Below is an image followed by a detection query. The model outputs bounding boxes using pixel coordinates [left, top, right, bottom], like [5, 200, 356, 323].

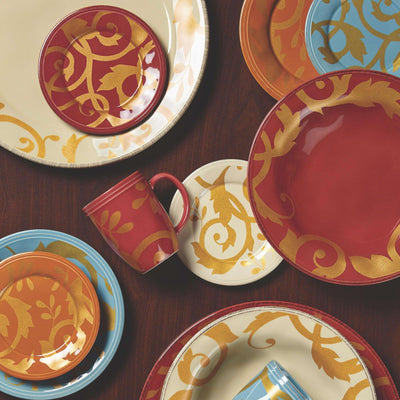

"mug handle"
[149, 173, 190, 234]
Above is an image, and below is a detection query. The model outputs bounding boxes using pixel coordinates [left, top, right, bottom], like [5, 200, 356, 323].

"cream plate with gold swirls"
[169, 160, 282, 286]
[0, 0, 208, 167]
[161, 306, 376, 400]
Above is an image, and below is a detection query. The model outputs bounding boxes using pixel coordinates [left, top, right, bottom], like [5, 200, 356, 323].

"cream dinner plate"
[169, 159, 282, 286]
[160, 306, 376, 400]
[0, 0, 208, 167]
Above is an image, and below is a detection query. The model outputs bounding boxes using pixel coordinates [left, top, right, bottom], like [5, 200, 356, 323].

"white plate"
[0, 0, 208, 167]
[161, 306, 376, 400]
[169, 159, 282, 285]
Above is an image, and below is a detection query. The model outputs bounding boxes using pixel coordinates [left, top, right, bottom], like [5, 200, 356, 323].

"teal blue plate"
[305, 0, 400, 75]
[0, 230, 124, 399]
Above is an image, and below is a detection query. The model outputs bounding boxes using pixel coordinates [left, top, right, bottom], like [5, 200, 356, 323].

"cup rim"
[83, 171, 144, 215]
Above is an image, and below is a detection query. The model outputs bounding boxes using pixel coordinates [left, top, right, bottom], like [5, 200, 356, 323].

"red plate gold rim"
[38, 5, 167, 135]
[248, 69, 400, 285]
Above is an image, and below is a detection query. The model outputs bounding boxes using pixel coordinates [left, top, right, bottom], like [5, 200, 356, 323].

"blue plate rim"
[0, 229, 125, 399]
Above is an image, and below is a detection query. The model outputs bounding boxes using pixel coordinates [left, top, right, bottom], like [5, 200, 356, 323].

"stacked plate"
[0, 1, 208, 167]
[240, 0, 400, 100]
[140, 301, 399, 399]
[0, 230, 124, 400]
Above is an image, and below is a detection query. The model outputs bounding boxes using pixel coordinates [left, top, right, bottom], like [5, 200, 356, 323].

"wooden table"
[1, 1, 399, 398]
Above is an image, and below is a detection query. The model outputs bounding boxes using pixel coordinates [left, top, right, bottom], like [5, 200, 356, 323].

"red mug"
[83, 171, 190, 273]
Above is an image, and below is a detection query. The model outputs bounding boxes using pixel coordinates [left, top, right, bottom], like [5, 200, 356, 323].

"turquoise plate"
[0, 230, 124, 399]
[305, 0, 400, 75]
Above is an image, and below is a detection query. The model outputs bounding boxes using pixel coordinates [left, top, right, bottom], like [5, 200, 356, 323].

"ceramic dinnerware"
[83, 171, 190, 273]
[169, 159, 282, 286]
[248, 69, 400, 285]
[239, 0, 318, 100]
[140, 301, 399, 400]
[305, 0, 400, 76]
[0, 230, 124, 400]
[38, 6, 167, 135]
[0, 0, 208, 167]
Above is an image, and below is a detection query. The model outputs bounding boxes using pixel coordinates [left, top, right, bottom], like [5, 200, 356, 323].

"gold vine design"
[190, 166, 259, 275]
[312, 0, 400, 71]
[0, 103, 59, 158]
[171, 311, 372, 399]
[252, 74, 400, 279]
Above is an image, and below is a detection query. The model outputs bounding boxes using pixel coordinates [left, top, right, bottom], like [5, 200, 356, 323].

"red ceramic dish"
[140, 301, 399, 399]
[38, 6, 167, 135]
[0, 252, 100, 380]
[248, 69, 400, 285]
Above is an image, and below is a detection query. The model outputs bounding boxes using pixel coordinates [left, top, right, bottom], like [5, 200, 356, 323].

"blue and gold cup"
[233, 360, 311, 400]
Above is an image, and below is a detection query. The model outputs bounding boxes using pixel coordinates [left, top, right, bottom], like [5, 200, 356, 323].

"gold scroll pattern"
[252, 73, 400, 279]
[0, 259, 95, 375]
[169, 311, 371, 399]
[190, 166, 267, 275]
[311, 0, 400, 72]
[44, 11, 156, 129]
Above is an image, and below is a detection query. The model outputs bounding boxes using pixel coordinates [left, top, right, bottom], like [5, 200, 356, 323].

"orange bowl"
[0, 251, 100, 380]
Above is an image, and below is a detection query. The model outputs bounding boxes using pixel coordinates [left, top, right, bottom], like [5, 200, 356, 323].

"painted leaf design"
[0, 314, 10, 337]
[55, 305, 61, 319]
[132, 197, 147, 209]
[97, 33, 120, 47]
[341, 24, 366, 64]
[49, 294, 55, 308]
[318, 46, 338, 64]
[36, 300, 46, 308]
[61, 18, 88, 41]
[116, 222, 134, 234]
[41, 313, 52, 320]
[4, 295, 34, 339]
[101, 210, 109, 226]
[109, 211, 121, 230]
[312, 345, 363, 381]
[0, 354, 35, 374]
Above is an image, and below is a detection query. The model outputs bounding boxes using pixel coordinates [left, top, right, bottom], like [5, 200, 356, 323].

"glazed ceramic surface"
[84, 171, 189, 273]
[0, 252, 100, 380]
[169, 159, 282, 286]
[160, 306, 376, 399]
[306, 0, 400, 75]
[140, 302, 399, 400]
[38, 6, 167, 135]
[239, 0, 318, 100]
[0, 230, 124, 400]
[0, 0, 208, 167]
[248, 69, 400, 285]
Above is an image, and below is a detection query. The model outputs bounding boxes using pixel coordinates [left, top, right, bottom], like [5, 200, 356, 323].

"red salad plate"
[38, 5, 167, 135]
[139, 301, 399, 400]
[248, 70, 400, 285]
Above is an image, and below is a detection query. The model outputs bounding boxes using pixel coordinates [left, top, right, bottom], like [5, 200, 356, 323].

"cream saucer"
[169, 159, 282, 286]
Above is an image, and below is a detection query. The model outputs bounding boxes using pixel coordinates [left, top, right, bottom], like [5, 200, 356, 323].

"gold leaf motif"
[177, 323, 238, 387]
[0, 314, 10, 337]
[132, 197, 147, 210]
[41, 313, 52, 320]
[0, 354, 35, 375]
[116, 222, 134, 234]
[109, 211, 121, 230]
[101, 210, 109, 226]
[190, 167, 256, 274]
[279, 229, 346, 279]
[62, 134, 87, 164]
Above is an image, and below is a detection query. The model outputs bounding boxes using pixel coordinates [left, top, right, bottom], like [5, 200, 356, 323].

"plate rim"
[0, 229, 124, 399]
[160, 305, 376, 399]
[247, 68, 400, 286]
[169, 158, 282, 286]
[239, 0, 315, 100]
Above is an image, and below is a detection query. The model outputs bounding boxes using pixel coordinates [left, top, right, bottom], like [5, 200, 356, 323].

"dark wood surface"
[1, 1, 400, 398]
